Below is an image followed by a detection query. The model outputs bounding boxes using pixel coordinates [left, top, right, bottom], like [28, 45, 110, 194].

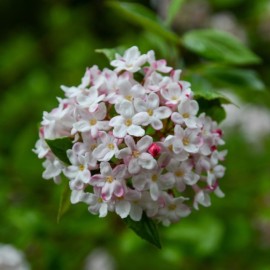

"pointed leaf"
[123, 212, 161, 249]
[46, 137, 72, 165]
[95, 46, 127, 62]
[107, 2, 179, 44]
[165, 0, 185, 27]
[57, 181, 71, 223]
[182, 29, 261, 65]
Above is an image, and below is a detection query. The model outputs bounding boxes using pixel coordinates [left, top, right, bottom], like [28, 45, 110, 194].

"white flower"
[117, 135, 157, 174]
[110, 46, 147, 73]
[42, 155, 63, 184]
[171, 99, 199, 128]
[109, 101, 148, 138]
[193, 190, 211, 210]
[134, 93, 172, 130]
[72, 102, 109, 138]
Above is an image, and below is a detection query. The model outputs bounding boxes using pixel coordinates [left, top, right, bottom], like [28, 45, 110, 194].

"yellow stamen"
[183, 137, 190, 146]
[97, 197, 103, 203]
[168, 204, 176, 211]
[107, 143, 114, 150]
[147, 109, 153, 116]
[151, 174, 158, 182]
[89, 119, 97, 126]
[125, 119, 132, 126]
[79, 165, 85, 171]
[132, 150, 140, 158]
[182, 112, 190, 118]
[106, 176, 113, 183]
[125, 95, 132, 101]
[175, 170, 184, 177]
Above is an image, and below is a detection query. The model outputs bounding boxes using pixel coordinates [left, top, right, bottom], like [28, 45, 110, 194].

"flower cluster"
[34, 46, 227, 226]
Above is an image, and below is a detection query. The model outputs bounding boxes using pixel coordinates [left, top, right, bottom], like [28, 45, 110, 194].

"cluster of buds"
[34, 46, 227, 226]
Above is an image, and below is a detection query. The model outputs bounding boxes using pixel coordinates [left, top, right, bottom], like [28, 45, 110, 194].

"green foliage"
[45, 137, 73, 165]
[182, 29, 261, 65]
[165, 0, 185, 27]
[124, 213, 162, 249]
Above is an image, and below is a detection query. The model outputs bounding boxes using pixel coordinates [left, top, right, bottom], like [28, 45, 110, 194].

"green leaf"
[107, 2, 179, 44]
[45, 137, 72, 165]
[165, 0, 185, 27]
[57, 181, 71, 223]
[185, 73, 232, 104]
[202, 66, 265, 91]
[182, 29, 261, 65]
[123, 212, 162, 249]
[95, 46, 127, 62]
[197, 98, 226, 123]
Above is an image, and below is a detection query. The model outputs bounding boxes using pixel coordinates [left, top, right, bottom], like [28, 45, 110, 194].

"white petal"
[151, 118, 163, 130]
[113, 125, 127, 138]
[137, 135, 153, 152]
[130, 204, 143, 221]
[99, 203, 108, 217]
[73, 121, 90, 132]
[139, 153, 156, 170]
[127, 125, 145, 137]
[116, 201, 131, 218]
[150, 183, 159, 201]
[154, 106, 171, 119]
[100, 161, 112, 176]
[128, 158, 140, 174]
[132, 112, 149, 125]
[148, 93, 159, 108]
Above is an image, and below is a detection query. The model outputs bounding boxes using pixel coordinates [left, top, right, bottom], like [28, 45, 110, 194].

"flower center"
[132, 150, 140, 158]
[107, 143, 114, 150]
[89, 119, 97, 126]
[182, 112, 190, 118]
[147, 109, 153, 116]
[168, 204, 176, 211]
[106, 176, 113, 183]
[172, 96, 178, 101]
[125, 119, 132, 126]
[175, 170, 184, 177]
[183, 137, 190, 146]
[125, 95, 132, 101]
[168, 144, 173, 152]
[90, 144, 97, 151]
[97, 197, 103, 203]
[151, 174, 158, 182]
[79, 165, 85, 171]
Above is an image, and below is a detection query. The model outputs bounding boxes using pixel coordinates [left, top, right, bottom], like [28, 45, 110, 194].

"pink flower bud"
[148, 143, 161, 157]
[213, 129, 223, 137]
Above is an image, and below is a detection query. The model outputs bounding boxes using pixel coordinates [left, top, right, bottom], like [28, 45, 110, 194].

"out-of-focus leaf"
[123, 212, 162, 249]
[107, 2, 179, 44]
[95, 46, 127, 62]
[202, 66, 265, 90]
[185, 74, 232, 104]
[182, 29, 261, 65]
[46, 137, 72, 165]
[57, 181, 71, 223]
[165, 0, 185, 27]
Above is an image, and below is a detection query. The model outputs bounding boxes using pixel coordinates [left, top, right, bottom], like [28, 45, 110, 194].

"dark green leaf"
[57, 181, 71, 223]
[165, 0, 185, 27]
[123, 212, 162, 249]
[107, 2, 179, 44]
[46, 137, 72, 165]
[182, 29, 261, 65]
[197, 98, 226, 123]
[202, 66, 265, 91]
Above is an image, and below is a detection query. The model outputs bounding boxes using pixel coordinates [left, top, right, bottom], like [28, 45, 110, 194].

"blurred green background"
[1, 0, 270, 269]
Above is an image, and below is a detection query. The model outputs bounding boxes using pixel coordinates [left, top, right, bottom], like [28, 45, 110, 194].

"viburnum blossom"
[34, 46, 227, 227]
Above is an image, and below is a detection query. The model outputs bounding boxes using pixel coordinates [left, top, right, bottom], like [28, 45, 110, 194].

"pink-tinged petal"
[132, 175, 147, 191]
[151, 118, 163, 130]
[134, 98, 147, 112]
[115, 200, 131, 218]
[171, 112, 183, 124]
[101, 182, 114, 201]
[109, 116, 124, 127]
[124, 135, 136, 150]
[160, 172, 175, 189]
[99, 203, 108, 217]
[113, 182, 125, 197]
[92, 144, 109, 161]
[137, 135, 153, 152]
[139, 153, 157, 170]
[69, 179, 84, 190]
[70, 190, 84, 204]
[175, 179, 186, 192]
[184, 172, 200, 185]
[130, 204, 143, 221]
[90, 175, 105, 187]
[150, 183, 159, 201]
[73, 121, 90, 132]
[117, 147, 132, 159]
[100, 161, 112, 176]
[154, 106, 171, 119]
[90, 126, 98, 138]
[127, 125, 145, 137]
[132, 112, 149, 125]
[95, 102, 107, 120]
[174, 125, 184, 137]
[128, 158, 140, 174]
[184, 118, 198, 128]
[184, 144, 199, 154]
[189, 100, 199, 115]
[113, 164, 127, 179]
[148, 93, 159, 108]
[177, 203, 191, 217]
[113, 125, 127, 138]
